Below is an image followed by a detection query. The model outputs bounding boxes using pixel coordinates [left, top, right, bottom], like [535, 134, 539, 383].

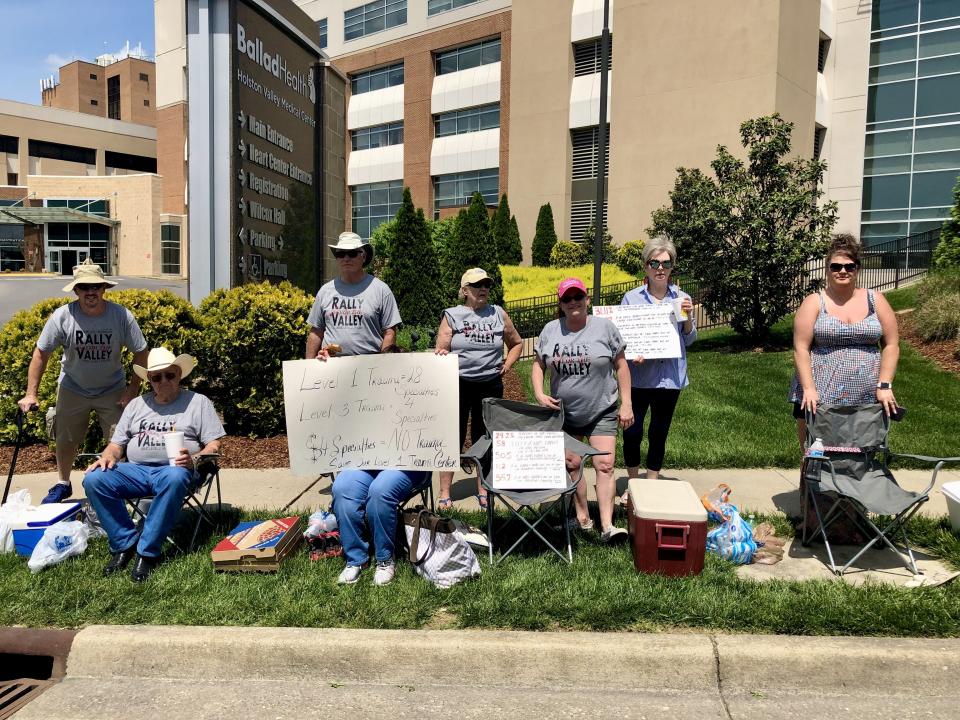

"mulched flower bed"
[900, 314, 960, 377]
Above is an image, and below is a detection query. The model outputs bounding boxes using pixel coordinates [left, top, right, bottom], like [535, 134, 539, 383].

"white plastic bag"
[0, 489, 33, 554]
[27, 520, 90, 573]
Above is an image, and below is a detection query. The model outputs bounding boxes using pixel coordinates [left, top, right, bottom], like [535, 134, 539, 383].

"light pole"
[591, 0, 611, 305]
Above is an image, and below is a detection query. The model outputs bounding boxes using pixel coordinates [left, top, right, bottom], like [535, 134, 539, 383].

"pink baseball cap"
[557, 277, 587, 299]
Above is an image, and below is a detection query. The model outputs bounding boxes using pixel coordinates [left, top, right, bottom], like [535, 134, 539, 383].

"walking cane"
[2, 408, 27, 505]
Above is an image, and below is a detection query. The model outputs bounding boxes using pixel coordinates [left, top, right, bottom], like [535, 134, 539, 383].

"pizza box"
[211, 516, 302, 571]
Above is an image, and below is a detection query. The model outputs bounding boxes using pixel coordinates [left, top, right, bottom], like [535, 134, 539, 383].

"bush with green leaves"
[912, 292, 960, 342]
[550, 240, 587, 267]
[934, 175, 960, 269]
[581, 223, 616, 264]
[432, 215, 459, 294]
[368, 219, 396, 277]
[492, 194, 523, 265]
[916, 268, 960, 308]
[617, 240, 646, 276]
[194, 281, 312, 436]
[444, 192, 503, 306]
[531, 203, 558, 267]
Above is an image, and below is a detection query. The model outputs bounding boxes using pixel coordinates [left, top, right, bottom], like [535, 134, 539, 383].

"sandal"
[476, 493, 489, 509]
[438, 498, 453, 510]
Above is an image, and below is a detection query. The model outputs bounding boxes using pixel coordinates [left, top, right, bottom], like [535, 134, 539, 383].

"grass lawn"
[3, 509, 960, 636]
[517, 314, 960, 468]
[502, 264, 635, 302]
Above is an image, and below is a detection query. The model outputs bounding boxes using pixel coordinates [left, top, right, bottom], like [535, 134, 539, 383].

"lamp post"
[591, 0, 611, 305]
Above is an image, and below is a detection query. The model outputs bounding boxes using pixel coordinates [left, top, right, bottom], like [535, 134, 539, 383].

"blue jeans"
[83, 463, 196, 558]
[332, 469, 429, 566]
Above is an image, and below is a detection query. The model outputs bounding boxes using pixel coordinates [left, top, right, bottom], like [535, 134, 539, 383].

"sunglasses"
[333, 249, 362, 259]
[829, 262, 859, 273]
[147, 371, 179, 382]
[647, 260, 674, 270]
[560, 293, 587, 303]
[468, 281, 492, 289]
[76, 283, 106, 292]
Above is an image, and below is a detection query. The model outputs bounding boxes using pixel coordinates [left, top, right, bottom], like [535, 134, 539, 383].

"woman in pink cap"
[531, 278, 634, 542]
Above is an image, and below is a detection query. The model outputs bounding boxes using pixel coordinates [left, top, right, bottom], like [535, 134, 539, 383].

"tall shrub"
[432, 215, 460, 297]
[616, 240, 647, 277]
[934, 175, 960, 269]
[492, 194, 523, 265]
[445, 192, 503, 305]
[582, 223, 616, 264]
[381, 188, 445, 326]
[194, 281, 312, 436]
[650, 114, 837, 341]
[510, 215, 522, 264]
[531, 203, 558, 267]
[369, 218, 396, 277]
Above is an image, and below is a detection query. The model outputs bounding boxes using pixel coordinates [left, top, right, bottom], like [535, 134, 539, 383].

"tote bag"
[403, 507, 480, 589]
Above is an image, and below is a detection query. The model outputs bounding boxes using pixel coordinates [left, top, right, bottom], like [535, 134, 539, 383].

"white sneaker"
[600, 526, 628, 543]
[373, 560, 395, 586]
[337, 564, 364, 584]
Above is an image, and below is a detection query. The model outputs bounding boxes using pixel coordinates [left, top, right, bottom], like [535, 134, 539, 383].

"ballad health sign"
[188, 0, 323, 299]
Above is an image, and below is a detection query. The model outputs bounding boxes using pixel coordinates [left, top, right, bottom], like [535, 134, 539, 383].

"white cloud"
[44, 53, 73, 72]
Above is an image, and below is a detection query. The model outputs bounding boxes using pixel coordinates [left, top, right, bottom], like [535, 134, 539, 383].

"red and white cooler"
[626, 479, 707, 576]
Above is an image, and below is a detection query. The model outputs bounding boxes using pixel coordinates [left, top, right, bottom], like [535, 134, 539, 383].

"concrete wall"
[155, 0, 189, 216]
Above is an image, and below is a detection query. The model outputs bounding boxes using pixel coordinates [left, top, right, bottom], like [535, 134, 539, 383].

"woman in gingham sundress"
[789, 233, 901, 452]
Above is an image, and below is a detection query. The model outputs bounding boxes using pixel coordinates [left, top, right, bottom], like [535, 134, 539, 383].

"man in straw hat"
[17, 259, 149, 504]
[305, 231, 402, 359]
[83, 347, 225, 581]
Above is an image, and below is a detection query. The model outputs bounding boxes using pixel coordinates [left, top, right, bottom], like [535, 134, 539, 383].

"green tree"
[381, 188, 445, 326]
[581, 222, 616, 264]
[934, 175, 960, 269]
[510, 215, 523, 264]
[531, 203, 558, 267]
[650, 113, 838, 341]
[446, 192, 503, 305]
[368, 218, 396, 277]
[432, 215, 460, 296]
[492, 194, 523, 265]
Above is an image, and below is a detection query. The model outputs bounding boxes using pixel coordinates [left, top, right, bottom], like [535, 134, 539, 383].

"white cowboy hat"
[62, 258, 118, 292]
[133, 347, 197, 382]
[328, 231, 373, 267]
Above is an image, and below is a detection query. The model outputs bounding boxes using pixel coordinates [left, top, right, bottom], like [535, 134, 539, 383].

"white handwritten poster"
[593, 304, 681, 360]
[492, 431, 567, 490]
[282, 354, 460, 475]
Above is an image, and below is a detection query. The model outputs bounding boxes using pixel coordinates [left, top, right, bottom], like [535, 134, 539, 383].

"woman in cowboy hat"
[18, 258, 149, 504]
[83, 347, 225, 582]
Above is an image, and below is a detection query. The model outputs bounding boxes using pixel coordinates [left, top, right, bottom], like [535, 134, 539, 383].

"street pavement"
[0, 274, 188, 326]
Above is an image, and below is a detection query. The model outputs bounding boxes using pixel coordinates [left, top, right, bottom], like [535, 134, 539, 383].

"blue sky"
[0, 0, 154, 105]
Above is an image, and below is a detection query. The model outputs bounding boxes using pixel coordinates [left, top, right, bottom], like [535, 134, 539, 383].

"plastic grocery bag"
[705, 501, 757, 565]
[0, 489, 33, 554]
[27, 520, 90, 573]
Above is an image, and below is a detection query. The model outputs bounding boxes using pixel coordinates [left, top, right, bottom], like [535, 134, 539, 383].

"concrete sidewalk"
[10, 465, 960, 516]
[15, 625, 960, 719]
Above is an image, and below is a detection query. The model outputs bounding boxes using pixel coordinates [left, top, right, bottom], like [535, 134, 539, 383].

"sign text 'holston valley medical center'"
[237, 22, 315, 102]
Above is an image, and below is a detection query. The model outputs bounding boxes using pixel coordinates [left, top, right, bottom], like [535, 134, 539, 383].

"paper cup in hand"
[672, 298, 688, 322]
[163, 431, 185, 466]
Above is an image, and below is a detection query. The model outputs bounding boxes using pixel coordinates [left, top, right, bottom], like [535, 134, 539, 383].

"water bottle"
[807, 437, 825, 458]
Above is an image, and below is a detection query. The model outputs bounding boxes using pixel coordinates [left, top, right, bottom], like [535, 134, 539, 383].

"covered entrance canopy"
[0, 206, 118, 227]
[0, 206, 119, 274]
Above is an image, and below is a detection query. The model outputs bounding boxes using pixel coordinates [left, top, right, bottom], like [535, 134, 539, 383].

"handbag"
[402, 506, 480, 588]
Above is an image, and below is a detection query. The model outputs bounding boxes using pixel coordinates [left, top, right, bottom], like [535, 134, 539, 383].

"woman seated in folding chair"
[83, 347, 225, 582]
[531, 278, 634, 543]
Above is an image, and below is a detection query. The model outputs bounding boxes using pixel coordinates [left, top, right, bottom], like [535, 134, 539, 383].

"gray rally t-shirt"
[37, 301, 147, 398]
[445, 304, 505, 380]
[534, 315, 625, 427]
[307, 275, 402, 356]
[111, 390, 225, 465]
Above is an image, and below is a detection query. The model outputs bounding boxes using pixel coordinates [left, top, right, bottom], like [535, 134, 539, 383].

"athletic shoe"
[41, 482, 72, 504]
[337, 564, 365, 584]
[373, 560, 395, 586]
[600, 526, 628, 543]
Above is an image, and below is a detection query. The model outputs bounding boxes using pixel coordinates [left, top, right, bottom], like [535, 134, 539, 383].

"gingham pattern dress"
[789, 290, 882, 407]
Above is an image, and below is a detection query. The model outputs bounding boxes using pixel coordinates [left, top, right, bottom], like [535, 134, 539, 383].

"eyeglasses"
[76, 283, 105, 292]
[647, 260, 674, 270]
[560, 293, 587, 303]
[147, 371, 179, 383]
[467, 281, 492, 289]
[333, 249, 362, 259]
[829, 262, 859, 273]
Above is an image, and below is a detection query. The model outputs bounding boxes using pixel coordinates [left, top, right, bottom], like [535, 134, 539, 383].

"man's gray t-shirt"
[307, 275, 401, 356]
[111, 390, 225, 465]
[445, 304, 505, 381]
[534, 316, 625, 427]
[37, 301, 147, 398]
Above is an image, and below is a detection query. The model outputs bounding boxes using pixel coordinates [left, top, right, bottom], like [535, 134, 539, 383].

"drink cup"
[672, 298, 688, 322]
[163, 431, 185, 466]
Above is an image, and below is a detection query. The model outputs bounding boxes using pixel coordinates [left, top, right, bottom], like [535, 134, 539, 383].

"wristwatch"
[876, 382, 892, 390]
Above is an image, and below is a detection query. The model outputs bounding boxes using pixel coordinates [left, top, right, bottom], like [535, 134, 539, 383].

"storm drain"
[0, 628, 76, 719]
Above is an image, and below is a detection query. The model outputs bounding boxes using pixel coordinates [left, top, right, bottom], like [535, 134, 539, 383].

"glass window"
[872, 0, 919, 30]
[870, 35, 917, 65]
[865, 129, 913, 156]
[917, 74, 960, 116]
[919, 27, 960, 57]
[344, 0, 406, 41]
[861, 221, 910, 238]
[914, 123, 960, 151]
[911, 168, 960, 205]
[867, 80, 916, 122]
[870, 60, 916, 83]
[910, 205, 951, 218]
[865, 155, 912, 174]
[914, 149, 960, 170]
[0, 134, 17, 153]
[161, 225, 181, 274]
[351, 180, 403, 239]
[922, 0, 960, 23]
[317, 18, 328, 49]
[350, 62, 404, 95]
[351, 122, 404, 151]
[919, 53, 960, 76]
[428, 0, 480, 15]
[863, 174, 911, 209]
[434, 104, 500, 137]
[432, 169, 498, 214]
[107, 75, 120, 120]
[435, 38, 501, 75]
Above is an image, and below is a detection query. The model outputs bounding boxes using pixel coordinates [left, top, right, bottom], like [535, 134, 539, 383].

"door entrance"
[59, 250, 77, 275]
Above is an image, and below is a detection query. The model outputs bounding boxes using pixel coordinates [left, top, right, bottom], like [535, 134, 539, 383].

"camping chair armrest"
[460, 437, 491, 484]
[563, 434, 607, 458]
[888, 454, 960, 495]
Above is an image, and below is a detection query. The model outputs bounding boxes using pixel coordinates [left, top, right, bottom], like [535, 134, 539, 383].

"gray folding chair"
[801, 404, 960, 576]
[460, 398, 608, 564]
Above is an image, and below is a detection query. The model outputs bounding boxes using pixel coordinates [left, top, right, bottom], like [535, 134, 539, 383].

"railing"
[505, 227, 942, 359]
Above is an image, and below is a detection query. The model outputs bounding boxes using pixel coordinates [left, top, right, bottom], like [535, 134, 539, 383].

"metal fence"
[505, 227, 942, 359]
